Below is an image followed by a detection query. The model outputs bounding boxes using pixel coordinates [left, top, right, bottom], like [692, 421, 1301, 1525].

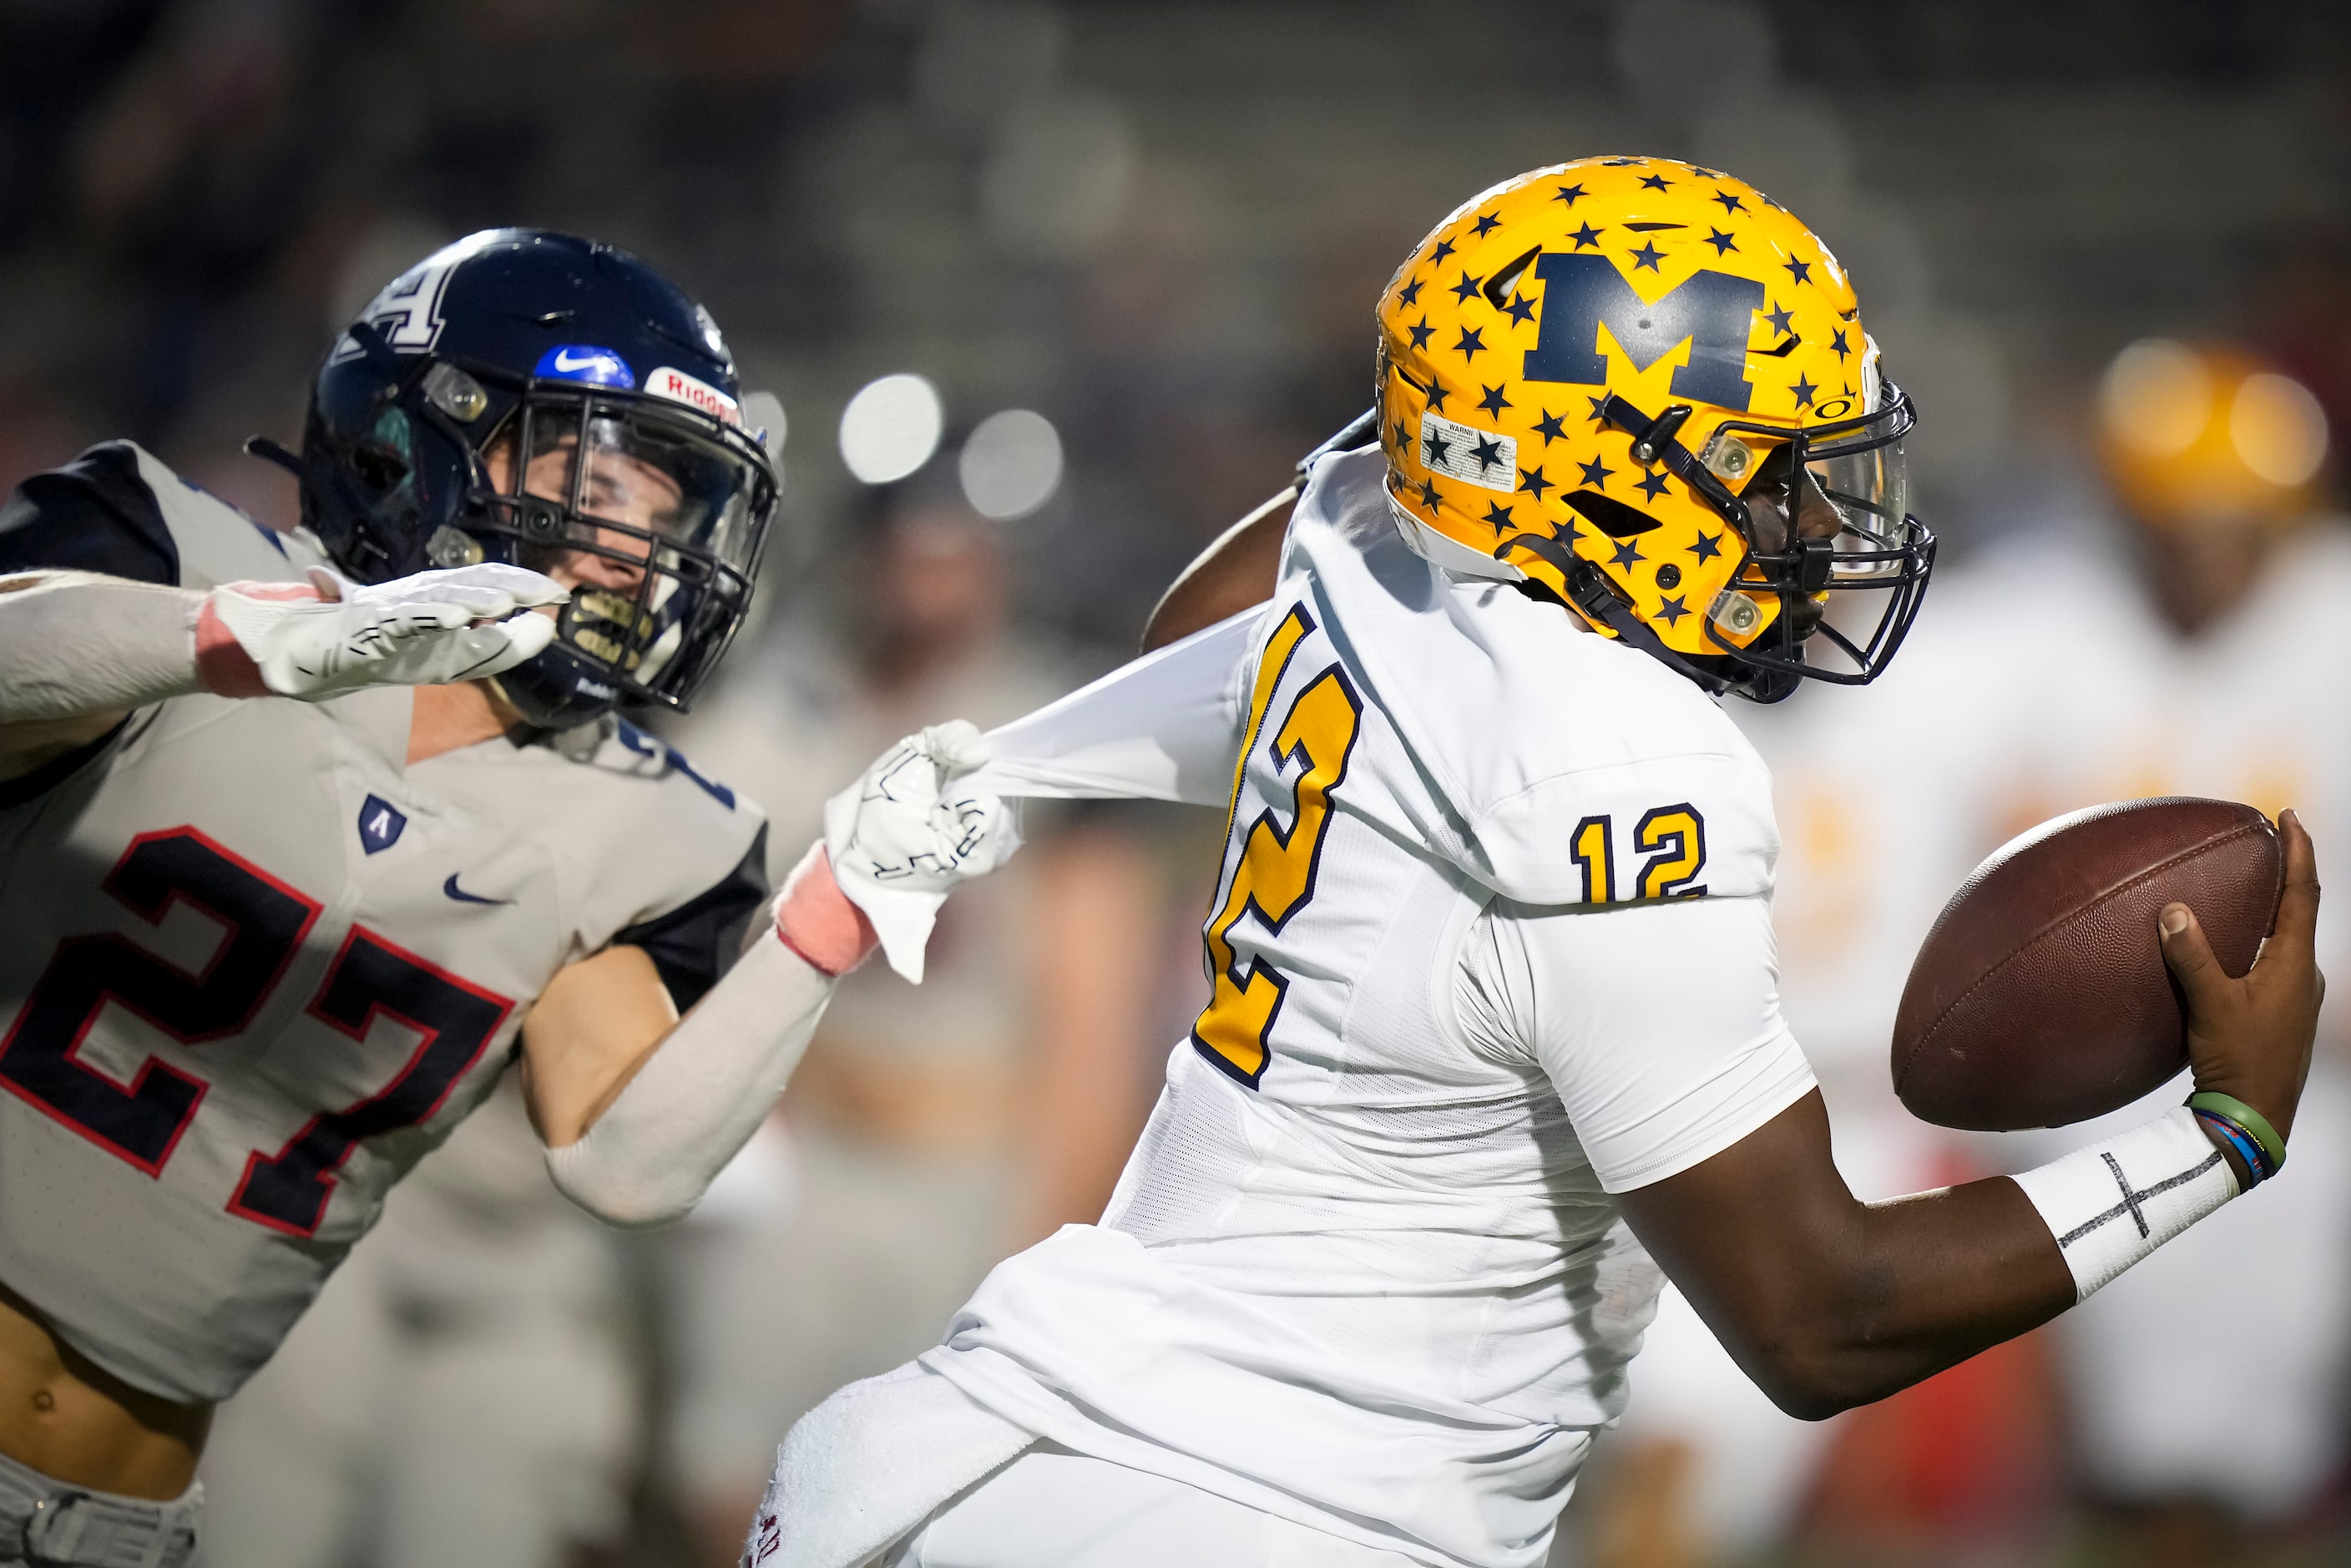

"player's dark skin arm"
[1623, 814, 2323, 1420]
[1141, 493, 1292, 653]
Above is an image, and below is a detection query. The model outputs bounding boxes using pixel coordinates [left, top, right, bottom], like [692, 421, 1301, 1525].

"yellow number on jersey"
[1570, 814, 1615, 903]
[1192, 606, 1363, 1088]
[1636, 804, 1708, 899]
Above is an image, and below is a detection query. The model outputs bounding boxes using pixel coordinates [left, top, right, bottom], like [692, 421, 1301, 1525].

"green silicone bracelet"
[2187, 1091, 2288, 1176]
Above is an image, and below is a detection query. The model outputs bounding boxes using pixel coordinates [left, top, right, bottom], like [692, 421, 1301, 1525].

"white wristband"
[2010, 1105, 2240, 1302]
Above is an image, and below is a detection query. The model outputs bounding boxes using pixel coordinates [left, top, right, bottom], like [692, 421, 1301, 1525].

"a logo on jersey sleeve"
[357, 796, 407, 855]
[533, 345, 636, 388]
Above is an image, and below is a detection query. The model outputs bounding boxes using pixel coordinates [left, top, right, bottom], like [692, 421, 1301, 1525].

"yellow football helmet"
[2096, 339, 2329, 531]
[1375, 154, 1933, 701]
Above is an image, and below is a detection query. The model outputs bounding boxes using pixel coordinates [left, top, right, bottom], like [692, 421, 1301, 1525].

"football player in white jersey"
[751, 160, 2324, 1568]
[0, 230, 1011, 1566]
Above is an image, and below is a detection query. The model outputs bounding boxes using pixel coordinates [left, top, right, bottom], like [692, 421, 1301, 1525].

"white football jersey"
[915, 448, 1815, 1568]
[0, 444, 766, 1403]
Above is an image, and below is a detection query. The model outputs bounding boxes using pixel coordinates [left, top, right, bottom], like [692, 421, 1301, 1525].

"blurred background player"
[1979, 340, 2351, 1566]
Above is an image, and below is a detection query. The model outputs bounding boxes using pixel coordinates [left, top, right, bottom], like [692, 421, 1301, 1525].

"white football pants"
[885, 1447, 1423, 1568]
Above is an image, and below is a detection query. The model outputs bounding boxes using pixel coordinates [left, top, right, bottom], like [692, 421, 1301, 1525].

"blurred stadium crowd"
[4, 0, 2351, 1564]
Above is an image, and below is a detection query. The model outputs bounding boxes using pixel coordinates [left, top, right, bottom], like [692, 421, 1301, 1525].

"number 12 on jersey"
[1192, 606, 1363, 1088]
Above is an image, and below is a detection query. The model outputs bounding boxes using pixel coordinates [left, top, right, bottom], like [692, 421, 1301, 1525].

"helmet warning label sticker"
[1417, 411, 1518, 494]
[647, 367, 741, 425]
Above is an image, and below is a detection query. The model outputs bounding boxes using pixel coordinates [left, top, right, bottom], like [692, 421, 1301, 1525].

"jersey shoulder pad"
[1426, 611, 1775, 907]
[577, 720, 770, 1006]
[0, 441, 177, 584]
[120, 445, 322, 589]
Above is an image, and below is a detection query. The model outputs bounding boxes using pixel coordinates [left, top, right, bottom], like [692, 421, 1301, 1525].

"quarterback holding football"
[753, 159, 2323, 1568]
[0, 230, 1010, 1565]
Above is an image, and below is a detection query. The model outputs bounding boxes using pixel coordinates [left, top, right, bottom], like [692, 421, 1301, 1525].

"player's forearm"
[538, 842, 877, 1228]
[1625, 1093, 2075, 1420]
[0, 572, 205, 731]
[1631, 1092, 2240, 1419]
[1716, 1177, 2075, 1419]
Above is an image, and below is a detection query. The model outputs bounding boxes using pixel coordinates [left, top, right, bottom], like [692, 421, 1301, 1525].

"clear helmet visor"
[1708, 384, 1934, 688]
[487, 391, 775, 700]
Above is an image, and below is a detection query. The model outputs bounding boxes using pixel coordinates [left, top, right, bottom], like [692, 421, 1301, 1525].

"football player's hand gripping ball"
[824, 721, 1021, 983]
[202, 562, 567, 700]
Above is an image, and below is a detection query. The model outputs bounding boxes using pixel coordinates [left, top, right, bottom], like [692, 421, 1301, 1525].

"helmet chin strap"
[1497, 529, 1734, 697]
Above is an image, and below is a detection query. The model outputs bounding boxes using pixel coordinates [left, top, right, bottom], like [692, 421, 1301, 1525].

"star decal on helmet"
[1454, 325, 1487, 361]
[1635, 468, 1671, 501]
[1705, 228, 1739, 255]
[1782, 255, 1813, 286]
[1431, 239, 1456, 264]
[1609, 537, 1646, 569]
[1477, 383, 1512, 416]
[1553, 183, 1586, 206]
[1449, 271, 1484, 303]
[1690, 529, 1724, 564]
[1391, 419, 1410, 453]
[1585, 394, 1609, 425]
[1764, 302, 1795, 336]
[1425, 382, 1450, 412]
[1829, 327, 1850, 360]
[1628, 240, 1666, 272]
[1791, 372, 1818, 409]
[1423, 426, 1454, 467]
[1519, 465, 1555, 499]
[1570, 222, 1604, 250]
[1483, 500, 1515, 529]
[1416, 477, 1444, 509]
[1533, 409, 1570, 445]
[1408, 318, 1434, 350]
[1472, 213, 1503, 239]
[1640, 173, 1674, 190]
[1469, 433, 1505, 471]
[1398, 277, 1423, 307]
[1655, 593, 1689, 627]
[1578, 454, 1615, 488]
[1501, 295, 1536, 326]
[1711, 189, 1747, 216]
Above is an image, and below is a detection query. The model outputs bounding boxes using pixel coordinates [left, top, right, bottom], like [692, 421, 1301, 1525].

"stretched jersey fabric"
[905, 447, 1813, 1568]
[0, 444, 766, 1403]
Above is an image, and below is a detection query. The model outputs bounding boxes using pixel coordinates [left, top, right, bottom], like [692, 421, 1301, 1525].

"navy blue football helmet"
[257, 229, 780, 729]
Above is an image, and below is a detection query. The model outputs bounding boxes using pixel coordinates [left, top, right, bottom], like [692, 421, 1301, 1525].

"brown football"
[1892, 798, 2283, 1130]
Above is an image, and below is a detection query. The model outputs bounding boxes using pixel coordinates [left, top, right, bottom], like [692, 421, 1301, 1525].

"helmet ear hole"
[350, 444, 408, 494]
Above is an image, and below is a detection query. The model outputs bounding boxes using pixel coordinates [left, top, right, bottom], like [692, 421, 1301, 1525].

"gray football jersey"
[0, 446, 766, 1402]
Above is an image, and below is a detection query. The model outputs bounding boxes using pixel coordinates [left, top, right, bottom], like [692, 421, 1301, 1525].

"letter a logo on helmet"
[1375, 156, 1934, 702]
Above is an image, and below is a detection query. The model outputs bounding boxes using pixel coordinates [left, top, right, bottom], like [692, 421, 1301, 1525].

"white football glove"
[206, 563, 566, 700]
[823, 721, 1022, 983]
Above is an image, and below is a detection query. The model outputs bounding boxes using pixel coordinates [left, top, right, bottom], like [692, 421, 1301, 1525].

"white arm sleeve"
[959, 604, 1260, 806]
[1459, 893, 1819, 1193]
[543, 930, 834, 1228]
[0, 572, 204, 722]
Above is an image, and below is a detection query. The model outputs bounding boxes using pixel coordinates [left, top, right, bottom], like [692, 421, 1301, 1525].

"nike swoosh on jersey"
[442, 873, 512, 906]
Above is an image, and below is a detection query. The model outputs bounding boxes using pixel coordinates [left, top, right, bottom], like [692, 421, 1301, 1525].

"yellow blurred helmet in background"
[2097, 338, 2330, 531]
[1375, 154, 1934, 702]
